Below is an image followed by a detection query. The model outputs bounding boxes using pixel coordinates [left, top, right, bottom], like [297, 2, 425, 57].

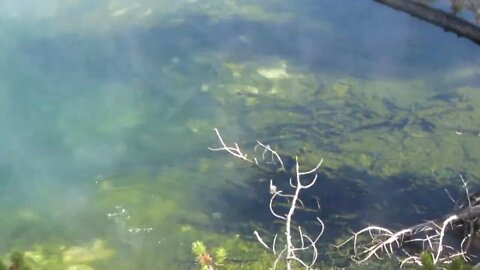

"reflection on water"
[0, 0, 479, 268]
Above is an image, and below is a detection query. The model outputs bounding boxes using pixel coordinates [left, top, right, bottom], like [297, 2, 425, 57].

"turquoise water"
[0, 0, 479, 269]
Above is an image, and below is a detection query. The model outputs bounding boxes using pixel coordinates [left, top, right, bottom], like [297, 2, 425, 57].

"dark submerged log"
[374, 0, 480, 46]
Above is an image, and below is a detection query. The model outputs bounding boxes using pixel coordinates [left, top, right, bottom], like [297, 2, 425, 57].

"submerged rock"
[256, 62, 290, 79]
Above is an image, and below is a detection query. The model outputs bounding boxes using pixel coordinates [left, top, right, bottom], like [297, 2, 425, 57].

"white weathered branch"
[337, 176, 475, 268]
[210, 128, 324, 269]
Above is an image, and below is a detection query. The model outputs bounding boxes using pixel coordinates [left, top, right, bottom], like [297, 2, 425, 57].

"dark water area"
[0, 0, 479, 269]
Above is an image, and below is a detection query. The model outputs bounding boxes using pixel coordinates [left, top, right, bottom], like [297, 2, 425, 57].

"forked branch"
[210, 128, 324, 269]
[336, 176, 480, 267]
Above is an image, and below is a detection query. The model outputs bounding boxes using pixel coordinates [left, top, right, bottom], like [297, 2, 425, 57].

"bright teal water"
[0, 1, 479, 269]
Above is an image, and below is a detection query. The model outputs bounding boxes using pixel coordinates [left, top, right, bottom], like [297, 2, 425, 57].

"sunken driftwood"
[337, 183, 480, 267]
[374, 0, 480, 46]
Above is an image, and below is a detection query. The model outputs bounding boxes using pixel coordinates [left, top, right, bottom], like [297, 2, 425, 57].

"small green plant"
[214, 248, 227, 266]
[446, 257, 472, 270]
[192, 241, 228, 270]
[8, 251, 31, 270]
[419, 251, 435, 270]
[419, 251, 472, 270]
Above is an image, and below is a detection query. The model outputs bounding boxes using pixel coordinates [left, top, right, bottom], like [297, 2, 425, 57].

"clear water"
[0, 0, 479, 269]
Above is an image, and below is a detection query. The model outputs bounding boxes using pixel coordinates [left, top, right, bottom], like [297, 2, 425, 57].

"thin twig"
[210, 128, 324, 269]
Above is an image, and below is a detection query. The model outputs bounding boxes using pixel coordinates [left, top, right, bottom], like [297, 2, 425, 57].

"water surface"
[0, 0, 479, 268]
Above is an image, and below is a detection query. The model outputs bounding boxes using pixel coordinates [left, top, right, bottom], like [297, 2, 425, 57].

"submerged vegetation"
[205, 56, 480, 181]
[0, 0, 479, 269]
